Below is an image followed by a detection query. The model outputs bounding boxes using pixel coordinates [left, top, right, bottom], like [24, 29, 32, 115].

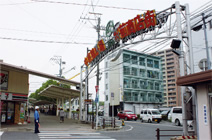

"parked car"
[161, 110, 170, 120]
[140, 109, 162, 123]
[169, 107, 193, 127]
[169, 107, 182, 126]
[117, 110, 137, 121]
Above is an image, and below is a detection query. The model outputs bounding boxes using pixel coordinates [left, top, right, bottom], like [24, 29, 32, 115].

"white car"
[140, 109, 162, 123]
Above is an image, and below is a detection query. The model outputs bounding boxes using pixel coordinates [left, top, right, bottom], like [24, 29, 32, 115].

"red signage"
[95, 85, 99, 93]
[84, 10, 157, 66]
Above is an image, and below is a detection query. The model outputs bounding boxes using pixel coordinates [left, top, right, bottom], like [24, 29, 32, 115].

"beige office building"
[152, 49, 181, 107]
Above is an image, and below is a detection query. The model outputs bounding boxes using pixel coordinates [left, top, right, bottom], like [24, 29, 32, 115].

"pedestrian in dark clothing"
[28, 108, 31, 116]
[59, 108, 65, 123]
[34, 106, 40, 133]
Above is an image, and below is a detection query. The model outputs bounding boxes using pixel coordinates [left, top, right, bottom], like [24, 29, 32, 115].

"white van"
[140, 109, 162, 123]
[169, 107, 182, 126]
[169, 107, 193, 127]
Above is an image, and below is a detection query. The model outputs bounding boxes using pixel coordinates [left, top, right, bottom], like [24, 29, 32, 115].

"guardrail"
[156, 128, 182, 140]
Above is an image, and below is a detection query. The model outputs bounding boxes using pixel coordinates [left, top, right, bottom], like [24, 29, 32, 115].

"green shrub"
[137, 114, 140, 119]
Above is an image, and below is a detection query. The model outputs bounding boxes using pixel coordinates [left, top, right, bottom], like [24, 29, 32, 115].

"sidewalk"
[0, 112, 94, 132]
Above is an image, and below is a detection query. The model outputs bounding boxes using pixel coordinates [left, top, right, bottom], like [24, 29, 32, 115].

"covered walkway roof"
[0, 61, 80, 86]
[39, 85, 80, 99]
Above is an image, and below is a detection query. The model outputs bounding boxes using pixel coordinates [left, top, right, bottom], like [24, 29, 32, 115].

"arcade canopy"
[39, 85, 80, 99]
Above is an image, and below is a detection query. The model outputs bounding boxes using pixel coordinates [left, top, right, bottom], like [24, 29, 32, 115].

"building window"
[131, 67, 138, 76]
[123, 66, 130, 75]
[140, 80, 146, 89]
[147, 70, 154, 78]
[140, 92, 147, 102]
[132, 79, 138, 88]
[106, 95, 108, 101]
[147, 59, 153, 67]
[131, 55, 138, 64]
[124, 92, 131, 101]
[124, 78, 130, 88]
[148, 93, 154, 102]
[140, 69, 146, 77]
[123, 54, 131, 63]
[154, 60, 159, 68]
[139, 57, 145, 66]
[155, 82, 160, 90]
[147, 81, 154, 90]
[132, 92, 139, 101]
[105, 73, 108, 79]
[155, 94, 162, 102]
[154, 71, 160, 79]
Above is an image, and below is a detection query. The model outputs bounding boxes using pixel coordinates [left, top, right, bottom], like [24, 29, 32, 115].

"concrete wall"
[196, 84, 211, 140]
[124, 103, 158, 115]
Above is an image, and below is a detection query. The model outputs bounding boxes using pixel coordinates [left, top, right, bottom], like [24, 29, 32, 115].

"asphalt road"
[1, 120, 183, 140]
[98, 120, 183, 140]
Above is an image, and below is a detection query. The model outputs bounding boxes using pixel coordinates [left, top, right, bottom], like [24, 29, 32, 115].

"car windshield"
[161, 110, 168, 115]
[152, 110, 160, 115]
[125, 112, 133, 114]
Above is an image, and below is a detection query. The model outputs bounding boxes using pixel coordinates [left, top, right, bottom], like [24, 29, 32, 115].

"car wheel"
[140, 118, 143, 122]
[134, 119, 137, 121]
[148, 119, 152, 123]
[157, 120, 160, 123]
[175, 119, 180, 126]
[125, 117, 128, 121]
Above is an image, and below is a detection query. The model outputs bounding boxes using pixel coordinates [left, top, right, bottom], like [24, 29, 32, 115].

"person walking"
[59, 107, 65, 123]
[34, 106, 40, 133]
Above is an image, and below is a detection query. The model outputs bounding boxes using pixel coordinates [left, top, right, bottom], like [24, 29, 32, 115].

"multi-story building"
[152, 49, 181, 107]
[104, 49, 163, 116]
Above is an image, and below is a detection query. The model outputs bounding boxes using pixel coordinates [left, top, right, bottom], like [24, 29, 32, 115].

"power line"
[0, 2, 35, 6]
[0, 36, 94, 45]
[31, 0, 147, 11]
[0, 27, 96, 39]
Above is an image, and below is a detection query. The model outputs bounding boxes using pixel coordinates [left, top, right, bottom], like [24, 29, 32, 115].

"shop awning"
[177, 69, 212, 86]
[39, 85, 80, 99]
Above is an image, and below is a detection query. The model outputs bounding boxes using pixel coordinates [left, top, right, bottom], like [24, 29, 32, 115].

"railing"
[156, 128, 182, 140]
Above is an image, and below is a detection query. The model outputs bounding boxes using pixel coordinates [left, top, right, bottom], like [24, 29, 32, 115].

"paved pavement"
[1, 112, 93, 132]
[1, 112, 117, 140]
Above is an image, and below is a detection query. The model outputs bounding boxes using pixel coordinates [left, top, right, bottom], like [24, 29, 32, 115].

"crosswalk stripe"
[0, 131, 4, 136]
[38, 130, 116, 140]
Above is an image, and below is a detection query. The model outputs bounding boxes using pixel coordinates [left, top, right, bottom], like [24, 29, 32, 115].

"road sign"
[84, 99, 92, 104]
[95, 97, 99, 103]
[95, 85, 99, 93]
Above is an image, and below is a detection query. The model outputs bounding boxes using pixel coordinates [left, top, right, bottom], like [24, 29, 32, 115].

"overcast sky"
[0, 0, 210, 100]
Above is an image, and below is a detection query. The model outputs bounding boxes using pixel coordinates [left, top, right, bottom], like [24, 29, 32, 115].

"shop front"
[0, 93, 28, 124]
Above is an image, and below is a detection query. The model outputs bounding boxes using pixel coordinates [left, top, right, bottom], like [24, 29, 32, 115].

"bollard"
[103, 118, 105, 129]
[122, 119, 125, 126]
[156, 128, 160, 140]
[114, 117, 115, 128]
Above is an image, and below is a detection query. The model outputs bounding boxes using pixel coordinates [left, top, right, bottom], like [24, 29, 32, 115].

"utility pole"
[202, 13, 211, 70]
[86, 48, 89, 122]
[96, 17, 101, 130]
[50, 56, 66, 78]
[175, 1, 188, 135]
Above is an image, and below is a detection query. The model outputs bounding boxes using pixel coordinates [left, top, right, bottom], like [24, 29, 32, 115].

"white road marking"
[0, 131, 4, 136]
[125, 125, 133, 131]
[38, 130, 116, 140]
